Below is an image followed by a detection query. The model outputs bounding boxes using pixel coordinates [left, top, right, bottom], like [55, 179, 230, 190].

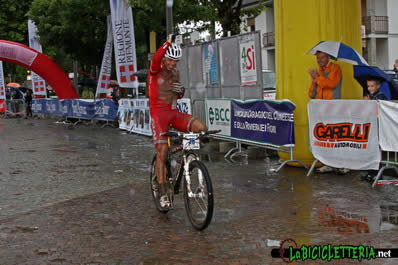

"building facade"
[242, 0, 398, 70]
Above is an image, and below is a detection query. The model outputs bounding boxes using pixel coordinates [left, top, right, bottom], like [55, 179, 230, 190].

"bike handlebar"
[161, 130, 221, 138]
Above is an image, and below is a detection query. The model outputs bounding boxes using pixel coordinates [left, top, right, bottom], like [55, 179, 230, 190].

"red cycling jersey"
[147, 41, 183, 110]
[148, 41, 195, 146]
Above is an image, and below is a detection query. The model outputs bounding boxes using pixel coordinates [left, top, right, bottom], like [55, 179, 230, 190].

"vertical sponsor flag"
[109, 0, 138, 94]
[28, 20, 47, 97]
[96, 16, 114, 98]
[0, 61, 6, 112]
[240, 34, 257, 85]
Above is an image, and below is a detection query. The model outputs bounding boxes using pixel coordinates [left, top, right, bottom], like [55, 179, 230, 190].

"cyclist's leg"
[171, 111, 207, 133]
[190, 119, 207, 133]
[150, 109, 171, 185]
[155, 143, 168, 184]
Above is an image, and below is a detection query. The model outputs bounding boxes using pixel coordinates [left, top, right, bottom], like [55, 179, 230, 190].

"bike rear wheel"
[150, 155, 170, 214]
[183, 160, 214, 230]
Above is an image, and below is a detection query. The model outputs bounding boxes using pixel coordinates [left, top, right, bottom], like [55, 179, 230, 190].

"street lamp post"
[166, 0, 174, 36]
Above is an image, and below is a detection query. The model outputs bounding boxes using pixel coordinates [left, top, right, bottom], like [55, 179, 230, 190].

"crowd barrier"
[205, 99, 307, 171]
[0, 99, 26, 117]
[32, 98, 118, 127]
[307, 99, 398, 188]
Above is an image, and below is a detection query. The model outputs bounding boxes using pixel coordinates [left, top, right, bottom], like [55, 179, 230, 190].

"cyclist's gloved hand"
[172, 82, 185, 94]
[167, 34, 176, 43]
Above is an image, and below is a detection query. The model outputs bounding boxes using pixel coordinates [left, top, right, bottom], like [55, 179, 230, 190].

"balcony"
[263, 32, 275, 47]
[362, 16, 389, 35]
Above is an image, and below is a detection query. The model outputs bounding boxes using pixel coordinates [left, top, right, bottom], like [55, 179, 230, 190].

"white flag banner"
[28, 20, 47, 97]
[0, 61, 5, 100]
[96, 16, 113, 98]
[378, 100, 398, 152]
[308, 100, 380, 170]
[109, 0, 138, 90]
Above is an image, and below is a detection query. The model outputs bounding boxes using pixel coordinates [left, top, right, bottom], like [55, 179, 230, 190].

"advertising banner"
[0, 61, 5, 101]
[205, 99, 231, 137]
[378, 100, 398, 152]
[308, 100, 380, 170]
[118, 98, 192, 136]
[28, 20, 47, 97]
[95, 99, 118, 121]
[96, 16, 113, 98]
[176, 98, 192, 114]
[32, 99, 117, 121]
[239, 34, 257, 85]
[117, 98, 132, 130]
[203, 42, 218, 85]
[109, 0, 138, 91]
[231, 100, 295, 146]
[118, 98, 151, 135]
[69, 99, 96, 119]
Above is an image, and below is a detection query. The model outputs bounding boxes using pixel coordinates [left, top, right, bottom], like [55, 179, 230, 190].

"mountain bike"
[150, 130, 220, 231]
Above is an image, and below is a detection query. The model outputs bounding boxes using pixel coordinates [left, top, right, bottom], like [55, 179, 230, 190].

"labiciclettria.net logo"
[271, 238, 398, 263]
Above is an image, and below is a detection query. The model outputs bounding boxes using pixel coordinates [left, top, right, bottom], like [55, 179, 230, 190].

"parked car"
[262, 70, 276, 100]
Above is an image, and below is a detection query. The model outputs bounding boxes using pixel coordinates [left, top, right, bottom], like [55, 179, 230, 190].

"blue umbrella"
[354, 65, 397, 99]
[308, 41, 369, 66]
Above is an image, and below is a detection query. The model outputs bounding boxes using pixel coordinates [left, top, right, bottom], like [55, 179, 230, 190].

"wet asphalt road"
[0, 117, 398, 265]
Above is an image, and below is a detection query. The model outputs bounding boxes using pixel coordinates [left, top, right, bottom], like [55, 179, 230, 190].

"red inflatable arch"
[0, 40, 79, 99]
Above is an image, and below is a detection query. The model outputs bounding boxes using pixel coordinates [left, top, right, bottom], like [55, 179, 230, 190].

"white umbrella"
[308, 41, 368, 66]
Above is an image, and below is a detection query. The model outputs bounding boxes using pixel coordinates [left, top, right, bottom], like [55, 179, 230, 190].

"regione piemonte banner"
[28, 20, 47, 97]
[96, 16, 113, 98]
[109, 0, 138, 91]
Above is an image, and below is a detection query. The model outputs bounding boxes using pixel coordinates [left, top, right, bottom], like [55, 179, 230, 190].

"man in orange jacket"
[308, 51, 349, 174]
[308, 51, 342, 99]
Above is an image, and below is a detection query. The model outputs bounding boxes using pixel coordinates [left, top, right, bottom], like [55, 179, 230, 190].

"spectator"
[308, 51, 348, 174]
[393, 59, 398, 74]
[10, 90, 19, 113]
[363, 78, 387, 100]
[81, 87, 94, 99]
[25, 89, 33, 118]
[308, 51, 342, 100]
[361, 78, 387, 182]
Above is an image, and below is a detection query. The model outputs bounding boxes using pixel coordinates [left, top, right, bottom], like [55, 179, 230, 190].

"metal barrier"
[3, 99, 26, 117]
[372, 151, 398, 188]
[210, 133, 307, 171]
[194, 98, 307, 171]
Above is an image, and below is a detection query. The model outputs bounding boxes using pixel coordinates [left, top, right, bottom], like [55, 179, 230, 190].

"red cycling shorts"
[150, 107, 196, 146]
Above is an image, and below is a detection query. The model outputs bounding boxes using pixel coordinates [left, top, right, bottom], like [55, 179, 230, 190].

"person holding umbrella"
[308, 51, 342, 100]
[308, 50, 348, 174]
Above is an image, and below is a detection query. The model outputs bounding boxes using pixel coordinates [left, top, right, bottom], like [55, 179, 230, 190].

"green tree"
[0, 0, 34, 83]
[28, 0, 109, 73]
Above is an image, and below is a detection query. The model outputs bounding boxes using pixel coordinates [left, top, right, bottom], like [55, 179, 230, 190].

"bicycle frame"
[168, 147, 199, 196]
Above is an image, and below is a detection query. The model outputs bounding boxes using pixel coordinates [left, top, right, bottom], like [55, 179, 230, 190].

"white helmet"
[165, 43, 182, 60]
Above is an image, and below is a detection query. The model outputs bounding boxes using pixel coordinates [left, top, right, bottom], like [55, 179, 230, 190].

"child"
[363, 78, 387, 100]
[361, 78, 386, 182]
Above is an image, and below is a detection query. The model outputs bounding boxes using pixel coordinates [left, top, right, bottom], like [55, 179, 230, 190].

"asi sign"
[240, 35, 257, 86]
[205, 99, 231, 136]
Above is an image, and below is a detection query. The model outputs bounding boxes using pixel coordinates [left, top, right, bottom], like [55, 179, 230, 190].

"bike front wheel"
[183, 160, 214, 230]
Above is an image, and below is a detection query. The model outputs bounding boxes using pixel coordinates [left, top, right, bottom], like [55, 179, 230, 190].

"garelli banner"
[308, 100, 380, 170]
[109, 0, 138, 90]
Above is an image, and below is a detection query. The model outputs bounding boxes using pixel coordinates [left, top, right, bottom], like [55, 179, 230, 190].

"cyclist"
[148, 35, 207, 208]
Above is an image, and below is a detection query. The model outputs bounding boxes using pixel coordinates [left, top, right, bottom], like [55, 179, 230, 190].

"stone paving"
[0, 118, 398, 265]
